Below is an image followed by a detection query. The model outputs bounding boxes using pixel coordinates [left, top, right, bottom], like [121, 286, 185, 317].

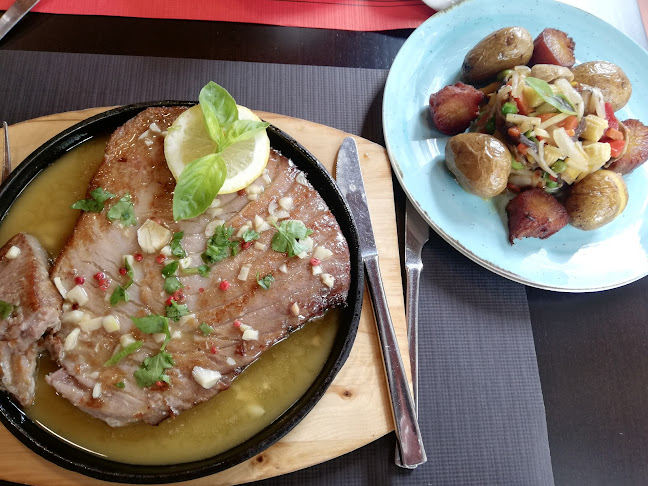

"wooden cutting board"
[0, 108, 408, 486]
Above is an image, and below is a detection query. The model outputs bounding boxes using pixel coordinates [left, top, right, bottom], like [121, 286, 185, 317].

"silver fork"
[395, 197, 429, 466]
[2, 121, 11, 182]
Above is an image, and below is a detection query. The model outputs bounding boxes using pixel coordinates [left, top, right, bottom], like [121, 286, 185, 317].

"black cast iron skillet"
[0, 102, 363, 483]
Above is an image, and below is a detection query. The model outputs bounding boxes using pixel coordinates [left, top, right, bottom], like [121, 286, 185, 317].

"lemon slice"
[164, 104, 270, 194]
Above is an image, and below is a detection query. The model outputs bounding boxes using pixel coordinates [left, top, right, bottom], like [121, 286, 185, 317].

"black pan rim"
[0, 101, 364, 483]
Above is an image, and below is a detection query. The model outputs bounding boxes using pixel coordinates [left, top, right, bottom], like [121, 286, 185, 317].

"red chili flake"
[310, 258, 321, 266]
[156, 254, 166, 264]
[72, 303, 80, 310]
[134, 253, 144, 262]
[172, 290, 185, 302]
[155, 380, 166, 389]
[237, 189, 246, 196]
[94, 272, 106, 281]
[119, 267, 127, 275]
[74, 276, 85, 285]
[99, 282, 109, 291]
[219, 280, 230, 291]
[210, 346, 218, 354]
[165, 296, 174, 306]
[199, 287, 205, 293]
[233, 320, 241, 328]
[241, 241, 252, 250]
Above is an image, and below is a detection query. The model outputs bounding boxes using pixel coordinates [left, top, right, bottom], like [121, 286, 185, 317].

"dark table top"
[1, 6, 648, 486]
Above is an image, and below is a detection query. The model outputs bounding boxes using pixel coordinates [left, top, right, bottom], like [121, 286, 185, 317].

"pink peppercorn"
[310, 258, 321, 266]
[219, 280, 230, 291]
[74, 276, 85, 285]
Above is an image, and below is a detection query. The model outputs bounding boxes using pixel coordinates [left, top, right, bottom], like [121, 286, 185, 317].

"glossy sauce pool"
[0, 137, 340, 465]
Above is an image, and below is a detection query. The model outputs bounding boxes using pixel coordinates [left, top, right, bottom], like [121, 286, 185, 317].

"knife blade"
[336, 136, 426, 468]
[0, 0, 40, 43]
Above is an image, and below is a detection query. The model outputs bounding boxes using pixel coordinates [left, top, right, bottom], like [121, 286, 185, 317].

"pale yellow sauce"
[0, 137, 339, 465]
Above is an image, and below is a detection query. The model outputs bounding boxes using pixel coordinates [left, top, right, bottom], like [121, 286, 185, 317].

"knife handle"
[364, 255, 427, 468]
[405, 261, 423, 414]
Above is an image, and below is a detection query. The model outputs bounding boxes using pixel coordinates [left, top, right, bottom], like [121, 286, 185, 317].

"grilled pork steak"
[47, 107, 351, 426]
[0, 233, 62, 407]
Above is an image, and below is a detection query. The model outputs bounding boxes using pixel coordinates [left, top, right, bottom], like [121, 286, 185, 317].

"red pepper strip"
[604, 127, 623, 141]
[508, 126, 521, 138]
[604, 102, 619, 130]
[557, 115, 578, 131]
[539, 113, 556, 123]
[517, 143, 529, 156]
[514, 96, 530, 116]
[601, 138, 625, 158]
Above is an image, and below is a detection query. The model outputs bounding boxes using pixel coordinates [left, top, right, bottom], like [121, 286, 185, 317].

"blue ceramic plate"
[383, 0, 648, 292]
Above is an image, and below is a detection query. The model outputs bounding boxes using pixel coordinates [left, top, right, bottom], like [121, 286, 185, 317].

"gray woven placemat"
[0, 49, 554, 485]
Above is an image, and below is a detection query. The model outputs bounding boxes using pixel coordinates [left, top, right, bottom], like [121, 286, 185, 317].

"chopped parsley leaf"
[110, 285, 130, 306]
[256, 273, 274, 290]
[271, 220, 313, 257]
[0, 300, 15, 319]
[162, 261, 179, 278]
[115, 381, 126, 389]
[70, 187, 116, 213]
[134, 350, 174, 388]
[170, 231, 187, 258]
[198, 264, 211, 277]
[163, 276, 183, 294]
[132, 314, 171, 349]
[202, 225, 236, 264]
[199, 322, 214, 335]
[165, 301, 189, 322]
[107, 193, 137, 226]
[241, 229, 260, 242]
[104, 340, 143, 366]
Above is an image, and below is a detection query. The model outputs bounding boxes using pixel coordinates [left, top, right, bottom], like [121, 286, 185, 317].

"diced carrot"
[508, 126, 521, 138]
[514, 96, 530, 116]
[507, 183, 521, 193]
[539, 113, 556, 122]
[479, 81, 501, 95]
[604, 127, 623, 141]
[604, 102, 619, 130]
[602, 139, 625, 158]
[557, 115, 578, 131]
[517, 143, 529, 155]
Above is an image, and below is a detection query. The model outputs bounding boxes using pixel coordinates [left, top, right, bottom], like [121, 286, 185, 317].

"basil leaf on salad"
[524, 77, 577, 115]
[173, 153, 227, 221]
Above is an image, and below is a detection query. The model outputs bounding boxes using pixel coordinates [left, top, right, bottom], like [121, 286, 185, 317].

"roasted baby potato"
[429, 82, 485, 135]
[564, 170, 628, 231]
[529, 28, 576, 68]
[506, 188, 569, 243]
[461, 27, 534, 84]
[607, 119, 648, 175]
[445, 133, 511, 198]
[572, 61, 632, 111]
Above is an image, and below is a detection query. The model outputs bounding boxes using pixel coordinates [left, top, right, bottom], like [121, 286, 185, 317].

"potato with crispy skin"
[606, 119, 648, 174]
[572, 61, 632, 111]
[529, 28, 576, 67]
[445, 133, 510, 198]
[429, 82, 484, 135]
[506, 188, 569, 243]
[564, 170, 628, 230]
[461, 27, 534, 84]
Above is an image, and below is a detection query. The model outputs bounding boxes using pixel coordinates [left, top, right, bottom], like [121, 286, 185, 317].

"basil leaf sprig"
[524, 77, 577, 115]
[271, 220, 313, 257]
[170, 232, 187, 258]
[71, 187, 116, 213]
[172, 82, 270, 221]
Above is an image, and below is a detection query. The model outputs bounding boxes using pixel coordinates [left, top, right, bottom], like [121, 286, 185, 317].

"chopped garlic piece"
[178, 257, 192, 269]
[247, 193, 259, 201]
[268, 201, 278, 215]
[242, 328, 259, 341]
[137, 219, 172, 254]
[92, 383, 102, 399]
[160, 245, 172, 257]
[296, 173, 309, 186]
[209, 197, 221, 208]
[5, 246, 21, 259]
[262, 172, 272, 184]
[313, 246, 333, 261]
[64, 328, 81, 351]
[153, 333, 167, 343]
[297, 251, 308, 259]
[120, 334, 136, 347]
[143, 138, 154, 147]
[149, 122, 162, 134]
[278, 197, 294, 211]
[192, 366, 222, 389]
[207, 207, 223, 218]
[279, 264, 288, 273]
[138, 129, 150, 140]
[254, 241, 267, 251]
[66, 285, 89, 305]
[89, 371, 100, 379]
[273, 209, 290, 220]
[236, 224, 251, 238]
[238, 264, 251, 281]
[178, 313, 196, 326]
[246, 184, 264, 195]
[62, 310, 86, 324]
[290, 302, 300, 316]
[102, 315, 120, 333]
[226, 357, 236, 366]
[312, 265, 323, 276]
[299, 237, 314, 251]
[239, 323, 251, 332]
[53, 277, 67, 299]
[62, 303, 71, 312]
[79, 317, 103, 332]
[172, 330, 182, 339]
[321, 274, 335, 288]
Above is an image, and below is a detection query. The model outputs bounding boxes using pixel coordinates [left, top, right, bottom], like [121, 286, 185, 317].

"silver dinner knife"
[0, 0, 40, 42]
[336, 137, 427, 468]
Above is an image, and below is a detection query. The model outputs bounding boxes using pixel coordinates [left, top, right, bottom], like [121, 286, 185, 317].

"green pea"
[551, 160, 567, 174]
[484, 116, 496, 134]
[511, 159, 525, 170]
[501, 102, 518, 115]
[497, 69, 513, 82]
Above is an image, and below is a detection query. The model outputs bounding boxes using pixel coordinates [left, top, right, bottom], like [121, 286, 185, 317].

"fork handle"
[405, 262, 423, 413]
[364, 255, 426, 468]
